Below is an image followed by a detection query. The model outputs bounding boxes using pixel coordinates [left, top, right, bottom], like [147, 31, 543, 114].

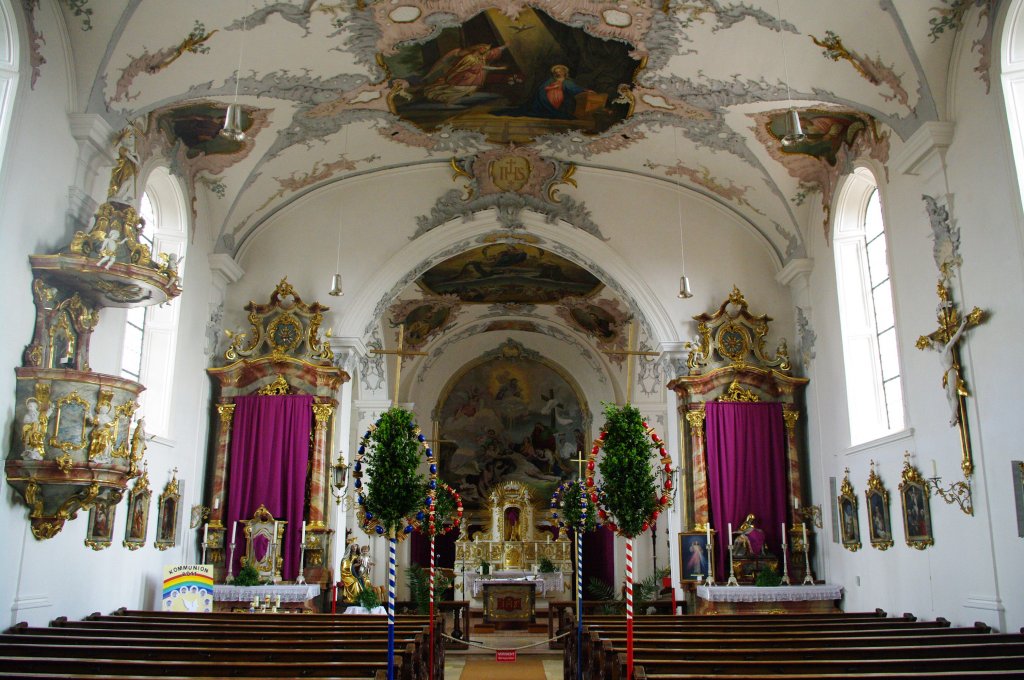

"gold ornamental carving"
[718, 379, 759, 402]
[257, 375, 291, 395]
[685, 406, 706, 439]
[217, 403, 236, 425]
[782, 408, 799, 432]
[684, 286, 790, 375]
[312, 403, 334, 430]
[489, 154, 532, 193]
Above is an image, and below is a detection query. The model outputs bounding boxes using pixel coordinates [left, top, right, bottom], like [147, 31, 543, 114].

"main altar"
[454, 481, 570, 609]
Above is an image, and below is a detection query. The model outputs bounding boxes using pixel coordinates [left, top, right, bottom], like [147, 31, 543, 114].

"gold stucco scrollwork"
[685, 405, 706, 439]
[782, 408, 800, 432]
[312, 403, 334, 431]
[718, 379, 760, 402]
[257, 375, 291, 395]
[217, 403, 236, 425]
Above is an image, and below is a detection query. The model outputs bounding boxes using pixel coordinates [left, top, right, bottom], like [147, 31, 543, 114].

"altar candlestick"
[231, 521, 237, 545]
[802, 522, 807, 546]
[275, 595, 281, 608]
[301, 522, 306, 548]
[202, 522, 209, 546]
[213, 498, 219, 511]
[706, 524, 711, 547]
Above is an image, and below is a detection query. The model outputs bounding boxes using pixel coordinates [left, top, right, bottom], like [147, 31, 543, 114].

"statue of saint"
[731, 513, 766, 558]
[88, 402, 116, 463]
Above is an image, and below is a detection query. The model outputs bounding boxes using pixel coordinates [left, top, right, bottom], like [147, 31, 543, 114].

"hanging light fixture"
[220, 16, 247, 142]
[673, 127, 694, 299]
[329, 128, 346, 297]
[776, 0, 805, 147]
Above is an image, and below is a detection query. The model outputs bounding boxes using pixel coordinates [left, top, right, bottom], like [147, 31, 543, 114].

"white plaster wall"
[803, 9, 1024, 631]
[0, 1, 221, 626]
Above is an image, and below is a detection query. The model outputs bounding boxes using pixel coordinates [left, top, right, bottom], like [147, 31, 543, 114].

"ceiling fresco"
[21, 1, 996, 262]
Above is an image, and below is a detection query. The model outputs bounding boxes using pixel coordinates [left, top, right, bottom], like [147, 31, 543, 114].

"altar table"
[465, 570, 564, 598]
[213, 584, 321, 613]
[694, 584, 842, 615]
[482, 581, 536, 625]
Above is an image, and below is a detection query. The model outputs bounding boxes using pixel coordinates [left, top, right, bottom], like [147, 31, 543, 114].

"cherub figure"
[96, 229, 127, 269]
[21, 398, 50, 460]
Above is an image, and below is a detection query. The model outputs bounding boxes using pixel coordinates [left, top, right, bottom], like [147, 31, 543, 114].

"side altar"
[454, 481, 570, 608]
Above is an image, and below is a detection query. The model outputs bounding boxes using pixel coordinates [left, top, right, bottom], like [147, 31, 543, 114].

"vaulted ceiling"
[33, 0, 987, 269]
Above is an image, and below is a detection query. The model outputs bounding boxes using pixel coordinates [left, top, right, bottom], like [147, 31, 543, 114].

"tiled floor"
[445, 633, 563, 680]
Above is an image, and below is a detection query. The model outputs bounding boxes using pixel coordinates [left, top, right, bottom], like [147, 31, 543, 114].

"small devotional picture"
[123, 468, 151, 550]
[837, 468, 861, 552]
[678, 530, 713, 583]
[899, 458, 934, 550]
[86, 502, 116, 550]
[865, 461, 893, 550]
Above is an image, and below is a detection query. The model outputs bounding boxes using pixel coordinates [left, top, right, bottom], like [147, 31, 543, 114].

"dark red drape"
[225, 394, 313, 581]
[705, 401, 787, 579]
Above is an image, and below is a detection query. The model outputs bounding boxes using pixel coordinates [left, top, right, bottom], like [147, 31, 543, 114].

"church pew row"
[2, 614, 439, 680]
[631, 671, 1024, 680]
[563, 614, 1014, 680]
[0, 657, 399, 679]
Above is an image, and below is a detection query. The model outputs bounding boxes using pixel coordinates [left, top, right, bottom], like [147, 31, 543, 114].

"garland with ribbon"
[352, 407, 430, 539]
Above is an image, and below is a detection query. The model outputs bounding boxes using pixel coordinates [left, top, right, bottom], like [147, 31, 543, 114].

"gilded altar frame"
[667, 287, 809, 533]
[205, 278, 348, 584]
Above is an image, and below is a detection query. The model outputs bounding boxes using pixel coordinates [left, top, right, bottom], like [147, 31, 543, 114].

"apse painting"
[767, 110, 872, 166]
[382, 8, 639, 143]
[419, 244, 602, 304]
[437, 351, 586, 511]
[389, 296, 461, 349]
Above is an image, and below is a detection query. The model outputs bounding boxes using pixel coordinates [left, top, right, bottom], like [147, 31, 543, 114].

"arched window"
[119, 167, 187, 438]
[833, 167, 905, 445]
[0, 0, 20, 177]
[1001, 0, 1024, 230]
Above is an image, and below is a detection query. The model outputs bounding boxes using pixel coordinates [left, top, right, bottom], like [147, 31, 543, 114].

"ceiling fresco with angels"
[33, 0, 996, 261]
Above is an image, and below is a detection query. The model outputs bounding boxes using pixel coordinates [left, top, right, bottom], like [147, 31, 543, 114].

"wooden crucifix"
[602, 320, 661, 404]
[915, 277, 985, 477]
[370, 325, 426, 404]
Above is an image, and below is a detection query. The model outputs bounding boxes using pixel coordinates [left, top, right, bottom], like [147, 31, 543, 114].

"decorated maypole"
[588, 403, 673, 680]
[353, 407, 428, 680]
[420, 477, 462, 680]
[550, 470, 597, 680]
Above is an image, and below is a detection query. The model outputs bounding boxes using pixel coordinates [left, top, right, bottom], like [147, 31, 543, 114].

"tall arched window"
[833, 167, 905, 445]
[0, 0, 20, 178]
[119, 167, 187, 438]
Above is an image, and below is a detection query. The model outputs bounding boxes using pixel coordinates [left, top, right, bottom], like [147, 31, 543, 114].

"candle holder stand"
[801, 536, 814, 585]
[296, 546, 307, 585]
[226, 541, 236, 583]
[725, 545, 739, 587]
[704, 539, 716, 587]
[780, 541, 791, 586]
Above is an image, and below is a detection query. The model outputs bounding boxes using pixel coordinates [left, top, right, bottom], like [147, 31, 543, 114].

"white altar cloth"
[213, 584, 321, 603]
[696, 584, 842, 603]
[465, 571, 563, 598]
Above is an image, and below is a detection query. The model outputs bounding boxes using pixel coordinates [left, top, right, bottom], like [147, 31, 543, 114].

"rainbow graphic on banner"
[162, 565, 213, 612]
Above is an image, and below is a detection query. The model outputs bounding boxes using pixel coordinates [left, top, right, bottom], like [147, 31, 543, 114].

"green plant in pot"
[233, 563, 262, 587]
[538, 557, 556, 573]
[354, 584, 381, 610]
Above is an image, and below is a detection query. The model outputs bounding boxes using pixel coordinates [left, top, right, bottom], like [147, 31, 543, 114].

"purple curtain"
[581, 525, 615, 598]
[225, 394, 313, 581]
[705, 402, 787, 579]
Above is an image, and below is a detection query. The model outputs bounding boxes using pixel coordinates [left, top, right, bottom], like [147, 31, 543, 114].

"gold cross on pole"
[572, 450, 588, 482]
[601, 321, 661, 404]
[915, 277, 985, 477]
[370, 325, 427, 404]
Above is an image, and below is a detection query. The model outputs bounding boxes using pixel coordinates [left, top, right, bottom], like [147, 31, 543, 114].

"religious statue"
[731, 513, 766, 558]
[88, 402, 116, 463]
[21, 398, 49, 460]
[340, 538, 364, 603]
[504, 506, 522, 541]
[108, 125, 141, 203]
[96, 229, 127, 269]
[129, 418, 148, 475]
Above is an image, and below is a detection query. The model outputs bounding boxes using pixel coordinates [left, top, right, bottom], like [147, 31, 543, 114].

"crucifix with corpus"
[915, 272, 985, 477]
[370, 324, 427, 405]
[601, 320, 662, 404]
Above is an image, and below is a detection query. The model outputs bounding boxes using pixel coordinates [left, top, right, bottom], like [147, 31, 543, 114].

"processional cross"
[601, 321, 661, 404]
[915, 275, 985, 477]
[370, 325, 426, 404]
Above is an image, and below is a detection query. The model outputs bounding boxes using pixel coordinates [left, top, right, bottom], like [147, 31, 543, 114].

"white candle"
[275, 595, 281, 608]
[793, 496, 799, 509]
[727, 523, 733, 554]
[802, 522, 807, 546]
[213, 498, 219, 511]
[706, 523, 711, 547]
[781, 523, 788, 572]
[202, 522, 209, 546]
[932, 459, 938, 477]
[300, 522, 306, 547]
[231, 521, 237, 546]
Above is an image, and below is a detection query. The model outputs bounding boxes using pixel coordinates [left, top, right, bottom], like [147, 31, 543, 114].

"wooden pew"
[2, 612, 438, 680]
[0, 656, 399, 678]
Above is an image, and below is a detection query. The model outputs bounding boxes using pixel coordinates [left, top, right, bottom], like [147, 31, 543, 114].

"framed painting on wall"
[155, 469, 181, 551]
[123, 468, 151, 550]
[865, 462, 893, 550]
[899, 458, 933, 550]
[86, 501, 116, 551]
[837, 468, 861, 552]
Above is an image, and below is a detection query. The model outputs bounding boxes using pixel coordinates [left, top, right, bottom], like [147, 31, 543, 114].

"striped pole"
[576, 483, 585, 680]
[388, 536, 396, 680]
[625, 537, 634, 680]
[429, 533, 435, 680]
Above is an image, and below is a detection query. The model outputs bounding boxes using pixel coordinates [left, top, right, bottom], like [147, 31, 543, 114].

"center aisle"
[457, 658, 552, 680]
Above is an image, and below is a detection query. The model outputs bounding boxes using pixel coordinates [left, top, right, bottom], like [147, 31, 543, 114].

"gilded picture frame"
[123, 468, 151, 550]
[837, 468, 861, 552]
[678, 530, 713, 583]
[899, 459, 934, 550]
[154, 470, 181, 551]
[85, 500, 117, 550]
[865, 462, 893, 550]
